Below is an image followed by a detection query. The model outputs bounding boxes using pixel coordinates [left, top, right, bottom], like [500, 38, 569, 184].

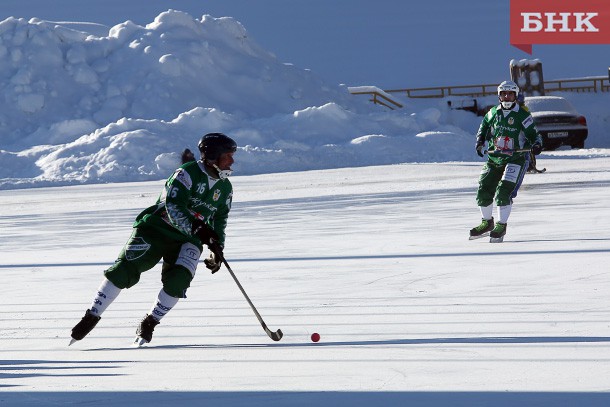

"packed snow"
[1, 2, 610, 406]
[0, 8, 609, 190]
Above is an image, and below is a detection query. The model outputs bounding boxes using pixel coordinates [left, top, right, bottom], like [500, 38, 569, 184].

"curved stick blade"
[267, 328, 283, 342]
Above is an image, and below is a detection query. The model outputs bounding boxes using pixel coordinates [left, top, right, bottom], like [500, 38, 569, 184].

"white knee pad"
[175, 242, 201, 277]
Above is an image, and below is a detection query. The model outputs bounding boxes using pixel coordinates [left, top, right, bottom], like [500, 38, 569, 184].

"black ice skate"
[134, 314, 160, 346]
[489, 222, 507, 243]
[69, 309, 101, 345]
[469, 217, 494, 240]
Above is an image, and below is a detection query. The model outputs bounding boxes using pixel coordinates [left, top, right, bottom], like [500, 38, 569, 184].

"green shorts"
[476, 159, 528, 207]
[104, 226, 203, 298]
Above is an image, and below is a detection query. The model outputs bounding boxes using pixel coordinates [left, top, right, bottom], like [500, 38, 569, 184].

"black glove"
[207, 239, 224, 262]
[192, 219, 218, 245]
[181, 148, 196, 164]
[475, 136, 486, 157]
[203, 250, 222, 274]
[531, 143, 542, 156]
[204, 240, 224, 273]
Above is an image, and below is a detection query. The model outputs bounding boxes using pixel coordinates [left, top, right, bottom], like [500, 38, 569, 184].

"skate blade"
[133, 337, 149, 347]
[489, 236, 504, 243]
[469, 232, 490, 240]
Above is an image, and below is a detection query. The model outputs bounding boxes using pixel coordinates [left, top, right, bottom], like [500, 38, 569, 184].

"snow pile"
[0, 9, 608, 190]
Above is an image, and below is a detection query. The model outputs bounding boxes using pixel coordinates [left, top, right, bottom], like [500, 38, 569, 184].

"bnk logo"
[510, 0, 610, 54]
[522, 12, 598, 33]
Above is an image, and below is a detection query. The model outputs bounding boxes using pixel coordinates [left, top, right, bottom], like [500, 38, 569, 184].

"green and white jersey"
[133, 160, 233, 247]
[476, 104, 542, 165]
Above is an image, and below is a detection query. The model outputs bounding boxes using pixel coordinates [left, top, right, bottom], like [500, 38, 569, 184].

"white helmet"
[497, 80, 519, 109]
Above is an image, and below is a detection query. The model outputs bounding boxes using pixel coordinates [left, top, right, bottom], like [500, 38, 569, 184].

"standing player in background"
[470, 81, 542, 243]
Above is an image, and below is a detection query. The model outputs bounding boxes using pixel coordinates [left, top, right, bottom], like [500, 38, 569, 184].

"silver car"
[524, 96, 588, 150]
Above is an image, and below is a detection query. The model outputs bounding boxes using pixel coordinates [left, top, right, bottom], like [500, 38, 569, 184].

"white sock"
[89, 278, 122, 317]
[148, 289, 179, 322]
[498, 205, 512, 223]
[479, 204, 493, 220]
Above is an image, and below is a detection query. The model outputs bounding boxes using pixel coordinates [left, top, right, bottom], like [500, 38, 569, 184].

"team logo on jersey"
[174, 169, 192, 189]
[124, 237, 151, 260]
[508, 117, 514, 125]
[213, 189, 221, 201]
[494, 136, 515, 153]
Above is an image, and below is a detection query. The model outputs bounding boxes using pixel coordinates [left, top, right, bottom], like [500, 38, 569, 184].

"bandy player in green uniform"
[470, 81, 543, 243]
[70, 133, 237, 345]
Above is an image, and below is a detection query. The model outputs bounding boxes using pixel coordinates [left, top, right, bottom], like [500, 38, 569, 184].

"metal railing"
[348, 87, 403, 110]
[350, 76, 609, 110]
[385, 76, 610, 100]
[543, 77, 610, 93]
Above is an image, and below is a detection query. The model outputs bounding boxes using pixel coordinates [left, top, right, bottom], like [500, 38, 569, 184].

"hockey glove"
[192, 220, 219, 245]
[475, 136, 486, 157]
[207, 240, 224, 262]
[205, 240, 224, 273]
[531, 143, 542, 156]
[203, 250, 222, 274]
[181, 148, 196, 164]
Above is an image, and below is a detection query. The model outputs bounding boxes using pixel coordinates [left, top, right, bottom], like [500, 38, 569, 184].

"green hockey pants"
[476, 159, 528, 207]
[104, 226, 203, 298]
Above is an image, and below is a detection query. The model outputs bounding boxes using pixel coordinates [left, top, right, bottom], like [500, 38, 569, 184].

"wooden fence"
[351, 76, 610, 109]
[348, 86, 403, 110]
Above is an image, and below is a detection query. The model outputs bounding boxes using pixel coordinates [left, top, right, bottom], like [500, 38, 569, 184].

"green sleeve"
[163, 166, 199, 237]
[521, 113, 543, 147]
[210, 182, 232, 246]
[476, 108, 494, 141]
